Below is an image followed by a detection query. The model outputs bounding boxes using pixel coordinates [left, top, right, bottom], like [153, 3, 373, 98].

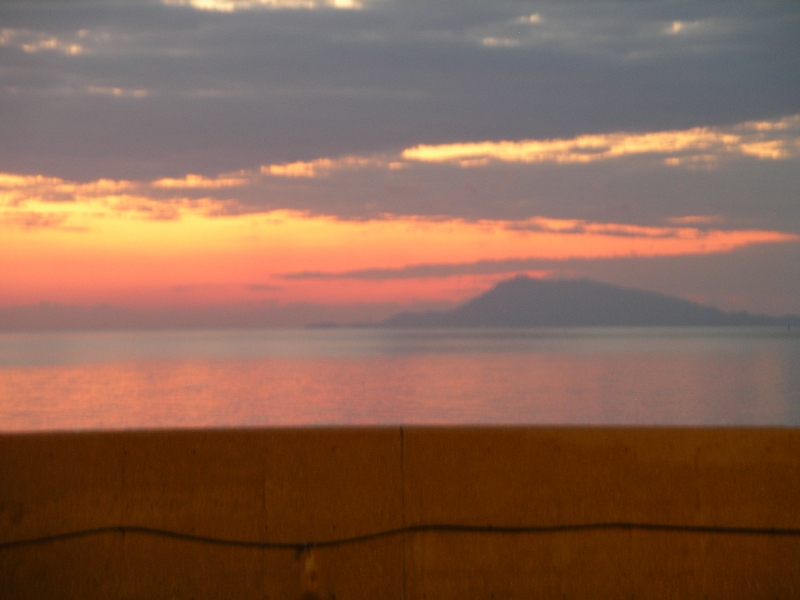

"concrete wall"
[1, 427, 799, 598]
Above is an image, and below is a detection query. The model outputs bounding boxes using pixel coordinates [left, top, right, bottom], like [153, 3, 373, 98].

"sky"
[1, 0, 799, 328]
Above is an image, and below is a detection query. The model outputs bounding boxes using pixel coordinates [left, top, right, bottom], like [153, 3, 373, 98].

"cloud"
[281, 260, 555, 281]
[481, 37, 521, 48]
[163, 0, 368, 11]
[3, 0, 798, 193]
[0, 173, 137, 204]
[275, 215, 798, 281]
[0, 28, 84, 55]
[516, 14, 542, 25]
[401, 115, 800, 167]
[4, 115, 798, 230]
[467, 8, 747, 62]
[0, 26, 128, 58]
[0, 171, 244, 228]
[5, 166, 795, 258]
[502, 217, 720, 238]
[276, 221, 799, 281]
[257, 114, 800, 183]
[0, 211, 73, 231]
[665, 20, 703, 35]
[277, 244, 800, 316]
[667, 215, 724, 225]
[152, 173, 250, 188]
[86, 86, 149, 99]
[0, 171, 251, 203]
[262, 156, 389, 178]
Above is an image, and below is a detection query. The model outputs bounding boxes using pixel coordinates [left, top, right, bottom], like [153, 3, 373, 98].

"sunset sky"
[2, 0, 799, 328]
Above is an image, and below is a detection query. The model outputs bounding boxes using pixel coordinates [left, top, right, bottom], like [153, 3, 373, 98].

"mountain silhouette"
[382, 276, 797, 327]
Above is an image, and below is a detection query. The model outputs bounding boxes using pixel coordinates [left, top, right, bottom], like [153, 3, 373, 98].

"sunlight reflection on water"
[1, 327, 798, 431]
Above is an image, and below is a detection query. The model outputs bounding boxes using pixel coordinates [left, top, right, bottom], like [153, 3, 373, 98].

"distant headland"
[381, 276, 800, 328]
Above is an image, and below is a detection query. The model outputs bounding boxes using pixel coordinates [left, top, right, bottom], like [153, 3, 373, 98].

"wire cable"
[3, 521, 800, 552]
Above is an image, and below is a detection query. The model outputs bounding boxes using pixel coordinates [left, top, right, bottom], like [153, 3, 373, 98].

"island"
[382, 276, 799, 327]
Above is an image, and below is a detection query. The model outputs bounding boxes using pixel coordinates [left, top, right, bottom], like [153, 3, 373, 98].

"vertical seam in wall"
[400, 425, 406, 600]
[119, 437, 127, 599]
[121, 440, 127, 526]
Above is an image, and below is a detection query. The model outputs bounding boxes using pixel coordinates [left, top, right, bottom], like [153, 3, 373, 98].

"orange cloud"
[0, 171, 248, 230]
[667, 215, 724, 225]
[402, 115, 800, 167]
[262, 156, 381, 178]
[152, 173, 250, 188]
[0, 172, 136, 201]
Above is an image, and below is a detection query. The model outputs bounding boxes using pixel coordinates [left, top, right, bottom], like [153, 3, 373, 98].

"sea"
[1, 326, 798, 432]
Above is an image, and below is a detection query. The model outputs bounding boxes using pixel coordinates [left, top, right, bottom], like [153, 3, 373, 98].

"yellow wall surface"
[1, 427, 799, 598]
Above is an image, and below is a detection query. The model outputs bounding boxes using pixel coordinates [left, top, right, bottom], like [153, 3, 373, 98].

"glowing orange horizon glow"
[2, 171, 796, 307]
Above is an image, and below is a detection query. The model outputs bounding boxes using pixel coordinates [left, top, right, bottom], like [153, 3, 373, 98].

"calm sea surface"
[0, 327, 798, 431]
